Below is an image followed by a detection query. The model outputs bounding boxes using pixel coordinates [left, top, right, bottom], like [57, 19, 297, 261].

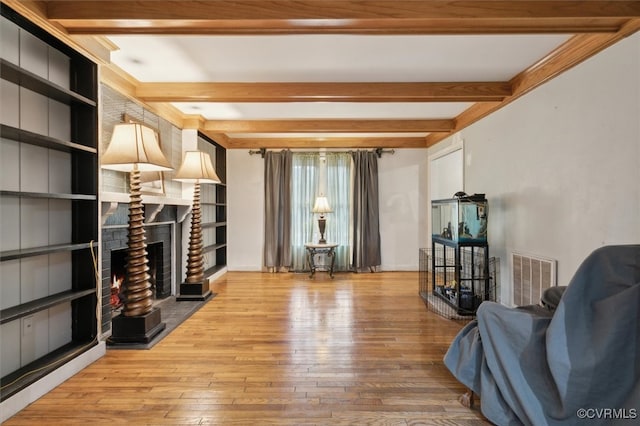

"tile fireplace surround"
[100, 192, 190, 336]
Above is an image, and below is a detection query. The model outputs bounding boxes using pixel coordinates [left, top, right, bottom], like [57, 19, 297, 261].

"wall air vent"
[511, 252, 557, 306]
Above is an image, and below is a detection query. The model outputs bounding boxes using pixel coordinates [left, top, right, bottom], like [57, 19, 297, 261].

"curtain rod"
[248, 148, 395, 159]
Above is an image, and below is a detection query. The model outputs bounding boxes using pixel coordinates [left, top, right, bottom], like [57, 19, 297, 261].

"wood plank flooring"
[5, 272, 488, 425]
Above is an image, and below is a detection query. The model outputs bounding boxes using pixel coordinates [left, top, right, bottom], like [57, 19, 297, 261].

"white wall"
[227, 150, 265, 270]
[430, 32, 640, 305]
[378, 149, 430, 270]
[227, 149, 430, 271]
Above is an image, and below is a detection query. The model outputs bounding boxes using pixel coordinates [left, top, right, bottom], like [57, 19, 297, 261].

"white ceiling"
[107, 34, 571, 83]
[107, 34, 570, 140]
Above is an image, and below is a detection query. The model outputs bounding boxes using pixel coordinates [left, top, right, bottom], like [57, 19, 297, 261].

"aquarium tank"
[431, 193, 487, 243]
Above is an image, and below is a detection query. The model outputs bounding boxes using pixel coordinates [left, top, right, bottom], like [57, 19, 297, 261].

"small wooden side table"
[304, 243, 339, 278]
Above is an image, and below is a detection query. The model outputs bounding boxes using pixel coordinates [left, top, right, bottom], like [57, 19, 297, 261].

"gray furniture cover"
[444, 245, 640, 425]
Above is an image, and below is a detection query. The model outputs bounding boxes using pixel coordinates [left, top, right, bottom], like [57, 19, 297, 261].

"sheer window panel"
[290, 153, 318, 271]
[324, 153, 352, 270]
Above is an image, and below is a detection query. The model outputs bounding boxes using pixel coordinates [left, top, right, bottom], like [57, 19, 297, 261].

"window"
[290, 152, 351, 271]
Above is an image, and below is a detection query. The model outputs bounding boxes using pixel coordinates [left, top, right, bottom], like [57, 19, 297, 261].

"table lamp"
[312, 195, 332, 244]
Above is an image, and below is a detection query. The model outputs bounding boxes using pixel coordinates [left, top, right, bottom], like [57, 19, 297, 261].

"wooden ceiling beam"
[136, 82, 511, 103]
[227, 136, 427, 150]
[204, 119, 453, 133]
[47, 18, 629, 36]
[43, 1, 640, 35]
[44, 0, 640, 20]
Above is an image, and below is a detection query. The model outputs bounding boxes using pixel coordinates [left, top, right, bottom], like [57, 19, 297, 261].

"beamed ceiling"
[4, 1, 640, 149]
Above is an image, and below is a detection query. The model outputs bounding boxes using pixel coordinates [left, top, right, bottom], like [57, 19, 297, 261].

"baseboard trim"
[1, 341, 106, 423]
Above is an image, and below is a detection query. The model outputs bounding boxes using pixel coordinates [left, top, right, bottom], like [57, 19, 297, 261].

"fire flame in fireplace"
[111, 273, 124, 309]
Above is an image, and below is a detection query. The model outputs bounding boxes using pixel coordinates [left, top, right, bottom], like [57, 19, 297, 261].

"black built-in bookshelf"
[0, 5, 99, 401]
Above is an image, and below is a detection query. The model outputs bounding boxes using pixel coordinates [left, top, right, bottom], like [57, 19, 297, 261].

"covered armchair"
[444, 245, 640, 425]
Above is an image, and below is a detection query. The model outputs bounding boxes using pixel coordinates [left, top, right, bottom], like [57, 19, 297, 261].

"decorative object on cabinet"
[312, 195, 332, 244]
[1, 5, 99, 402]
[101, 122, 172, 344]
[174, 151, 221, 301]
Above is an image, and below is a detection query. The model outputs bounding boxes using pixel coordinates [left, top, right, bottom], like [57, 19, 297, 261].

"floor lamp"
[101, 122, 173, 344]
[174, 151, 221, 301]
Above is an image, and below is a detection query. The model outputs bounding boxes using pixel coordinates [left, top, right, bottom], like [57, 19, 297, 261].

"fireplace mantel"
[101, 191, 192, 225]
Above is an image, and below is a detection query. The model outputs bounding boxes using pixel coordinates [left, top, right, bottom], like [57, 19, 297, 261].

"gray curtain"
[352, 151, 381, 270]
[264, 150, 292, 269]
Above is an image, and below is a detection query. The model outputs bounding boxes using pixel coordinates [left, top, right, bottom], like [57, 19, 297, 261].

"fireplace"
[101, 219, 177, 334]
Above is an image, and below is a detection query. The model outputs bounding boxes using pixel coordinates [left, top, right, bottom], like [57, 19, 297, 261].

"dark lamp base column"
[109, 308, 166, 344]
[177, 280, 215, 301]
[318, 217, 327, 244]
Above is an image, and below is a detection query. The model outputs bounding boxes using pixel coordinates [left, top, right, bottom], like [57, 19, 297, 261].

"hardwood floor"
[5, 272, 488, 425]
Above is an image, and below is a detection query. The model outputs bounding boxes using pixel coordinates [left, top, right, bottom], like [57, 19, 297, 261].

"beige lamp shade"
[101, 123, 173, 172]
[312, 196, 332, 214]
[174, 151, 221, 184]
